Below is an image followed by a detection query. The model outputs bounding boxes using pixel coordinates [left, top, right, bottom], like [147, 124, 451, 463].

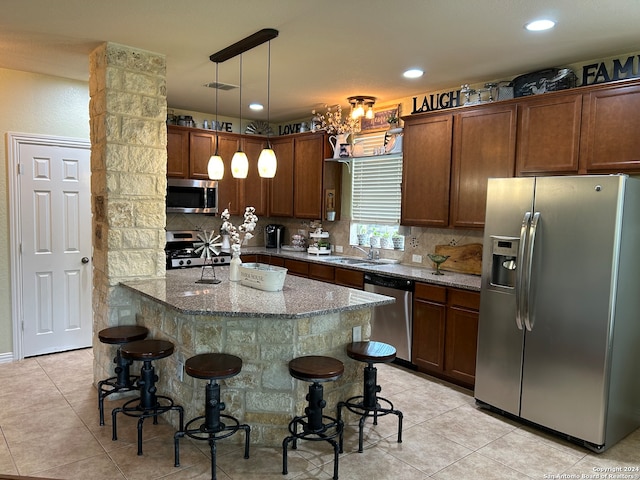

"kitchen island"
[107, 267, 394, 446]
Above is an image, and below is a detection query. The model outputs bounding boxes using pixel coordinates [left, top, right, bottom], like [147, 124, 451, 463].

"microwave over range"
[166, 178, 218, 214]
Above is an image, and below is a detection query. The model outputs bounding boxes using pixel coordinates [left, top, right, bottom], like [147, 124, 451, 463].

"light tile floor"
[1, 348, 640, 479]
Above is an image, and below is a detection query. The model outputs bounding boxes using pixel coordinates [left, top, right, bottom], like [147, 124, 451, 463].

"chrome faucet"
[352, 245, 379, 260]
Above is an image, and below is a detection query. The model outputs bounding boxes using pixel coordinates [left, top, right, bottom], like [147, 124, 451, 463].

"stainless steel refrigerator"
[475, 175, 640, 452]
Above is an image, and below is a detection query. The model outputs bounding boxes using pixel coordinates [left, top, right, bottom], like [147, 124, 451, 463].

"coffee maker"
[265, 224, 285, 248]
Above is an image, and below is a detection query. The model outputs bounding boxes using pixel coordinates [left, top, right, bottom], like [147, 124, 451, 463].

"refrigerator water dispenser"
[490, 236, 518, 288]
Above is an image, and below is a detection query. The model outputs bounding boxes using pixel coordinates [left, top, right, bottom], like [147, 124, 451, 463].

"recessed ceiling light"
[403, 68, 424, 79]
[525, 19, 556, 31]
[249, 103, 264, 111]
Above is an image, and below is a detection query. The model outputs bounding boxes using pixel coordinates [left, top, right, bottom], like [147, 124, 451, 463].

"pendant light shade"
[207, 154, 224, 180]
[231, 150, 249, 178]
[257, 147, 277, 178]
[258, 39, 277, 178]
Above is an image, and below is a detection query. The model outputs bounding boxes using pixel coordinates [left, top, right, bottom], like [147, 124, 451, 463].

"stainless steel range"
[165, 230, 231, 269]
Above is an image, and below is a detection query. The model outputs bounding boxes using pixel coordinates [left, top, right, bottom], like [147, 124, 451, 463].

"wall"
[0, 68, 89, 357]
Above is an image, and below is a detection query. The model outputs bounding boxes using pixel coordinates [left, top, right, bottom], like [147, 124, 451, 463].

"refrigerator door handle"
[515, 211, 531, 331]
[523, 211, 541, 332]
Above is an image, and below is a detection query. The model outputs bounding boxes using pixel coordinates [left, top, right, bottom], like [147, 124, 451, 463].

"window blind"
[351, 152, 403, 224]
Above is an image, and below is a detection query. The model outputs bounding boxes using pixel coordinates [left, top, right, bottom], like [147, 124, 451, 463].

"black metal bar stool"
[283, 355, 344, 480]
[97, 325, 149, 426]
[174, 353, 250, 480]
[111, 339, 184, 455]
[337, 341, 403, 453]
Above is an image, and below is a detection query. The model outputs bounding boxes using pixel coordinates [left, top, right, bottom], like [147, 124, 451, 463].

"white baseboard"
[0, 352, 14, 364]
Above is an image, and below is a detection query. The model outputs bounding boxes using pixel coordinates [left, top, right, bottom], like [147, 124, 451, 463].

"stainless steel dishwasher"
[364, 273, 414, 364]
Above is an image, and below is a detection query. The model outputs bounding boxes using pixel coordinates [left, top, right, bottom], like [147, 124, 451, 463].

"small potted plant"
[392, 231, 405, 250]
[380, 231, 393, 250]
[357, 225, 368, 246]
[369, 228, 381, 248]
[387, 113, 399, 129]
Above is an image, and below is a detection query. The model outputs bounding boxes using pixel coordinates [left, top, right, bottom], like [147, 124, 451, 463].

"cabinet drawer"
[448, 288, 480, 310]
[308, 263, 335, 283]
[334, 268, 364, 289]
[415, 283, 447, 303]
[257, 254, 285, 267]
[285, 259, 309, 277]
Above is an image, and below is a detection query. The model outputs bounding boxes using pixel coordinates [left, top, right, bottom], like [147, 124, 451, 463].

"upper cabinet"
[516, 92, 583, 176]
[401, 113, 453, 227]
[580, 82, 640, 173]
[167, 126, 189, 178]
[293, 133, 326, 219]
[450, 104, 517, 229]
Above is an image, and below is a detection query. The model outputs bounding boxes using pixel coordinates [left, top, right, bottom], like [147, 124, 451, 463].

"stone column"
[89, 42, 167, 381]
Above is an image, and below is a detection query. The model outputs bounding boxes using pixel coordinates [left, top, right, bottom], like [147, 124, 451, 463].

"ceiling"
[1, 0, 639, 123]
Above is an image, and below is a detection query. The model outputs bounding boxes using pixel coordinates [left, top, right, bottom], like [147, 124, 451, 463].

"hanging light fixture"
[257, 39, 277, 178]
[348, 95, 376, 119]
[209, 28, 279, 179]
[231, 53, 249, 178]
[207, 62, 225, 180]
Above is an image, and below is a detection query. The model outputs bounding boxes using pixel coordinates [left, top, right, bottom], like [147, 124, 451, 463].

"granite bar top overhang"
[121, 267, 395, 318]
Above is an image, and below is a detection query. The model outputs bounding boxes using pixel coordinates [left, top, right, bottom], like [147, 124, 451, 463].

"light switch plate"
[335, 245, 343, 253]
[412, 254, 422, 263]
[177, 361, 184, 382]
[352, 326, 362, 342]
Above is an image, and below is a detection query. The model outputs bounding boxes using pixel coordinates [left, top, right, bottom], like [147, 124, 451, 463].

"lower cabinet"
[334, 267, 364, 289]
[412, 282, 480, 388]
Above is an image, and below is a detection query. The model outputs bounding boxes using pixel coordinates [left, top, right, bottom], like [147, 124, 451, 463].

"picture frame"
[359, 105, 401, 132]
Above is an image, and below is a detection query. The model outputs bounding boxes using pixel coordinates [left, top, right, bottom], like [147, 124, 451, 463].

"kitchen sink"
[324, 257, 377, 266]
[323, 256, 400, 266]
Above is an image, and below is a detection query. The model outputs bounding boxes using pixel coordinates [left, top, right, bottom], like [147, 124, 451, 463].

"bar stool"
[174, 353, 250, 480]
[111, 339, 184, 455]
[337, 341, 403, 453]
[283, 355, 344, 480]
[97, 325, 149, 425]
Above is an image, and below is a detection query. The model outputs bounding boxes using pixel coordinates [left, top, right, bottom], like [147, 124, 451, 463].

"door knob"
[81, 257, 90, 264]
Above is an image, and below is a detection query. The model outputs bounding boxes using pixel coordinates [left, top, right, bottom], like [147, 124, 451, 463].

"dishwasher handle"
[364, 273, 414, 291]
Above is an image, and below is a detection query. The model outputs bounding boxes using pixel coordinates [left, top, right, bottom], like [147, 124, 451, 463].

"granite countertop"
[244, 248, 482, 292]
[121, 267, 394, 318]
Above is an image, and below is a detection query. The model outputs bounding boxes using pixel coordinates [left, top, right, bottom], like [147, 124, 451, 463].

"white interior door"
[17, 140, 92, 357]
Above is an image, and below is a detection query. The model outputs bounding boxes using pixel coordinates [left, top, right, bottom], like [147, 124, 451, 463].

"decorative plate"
[245, 121, 273, 135]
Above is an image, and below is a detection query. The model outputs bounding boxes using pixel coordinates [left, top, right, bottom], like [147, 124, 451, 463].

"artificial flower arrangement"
[312, 104, 361, 134]
[220, 206, 258, 254]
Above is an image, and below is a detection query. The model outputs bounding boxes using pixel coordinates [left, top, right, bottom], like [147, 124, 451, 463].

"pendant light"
[207, 62, 225, 180]
[231, 54, 249, 178]
[257, 39, 277, 178]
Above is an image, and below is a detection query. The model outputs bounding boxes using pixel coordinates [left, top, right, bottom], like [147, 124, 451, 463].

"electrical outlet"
[335, 245, 343, 253]
[412, 254, 422, 263]
[352, 326, 362, 342]
[177, 361, 184, 382]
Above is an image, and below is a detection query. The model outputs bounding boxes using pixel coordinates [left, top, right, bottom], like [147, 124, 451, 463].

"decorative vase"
[392, 235, 405, 250]
[369, 235, 381, 248]
[380, 236, 393, 250]
[229, 250, 242, 281]
[221, 234, 231, 252]
[357, 233, 368, 246]
[329, 133, 352, 159]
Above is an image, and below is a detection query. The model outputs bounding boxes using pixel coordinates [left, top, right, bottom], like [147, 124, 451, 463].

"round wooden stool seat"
[120, 339, 174, 361]
[98, 326, 148, 345]
[347, 341, 396, 364]
[289, 355, 344, 383]
[185, 353, 242, 380]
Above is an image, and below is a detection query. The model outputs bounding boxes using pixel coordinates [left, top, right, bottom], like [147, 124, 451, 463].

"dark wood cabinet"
[293, 133, 325, 219]
[167, 126, 189, 178]
[580, 82, 640, 173]
[284, 258, 309, 277]
[189, 131, 215, 179]
[269, 137, 295, 217]
[450, 104, 517, 229]
[334, 268, 364, 289]
[412, 282, 479, 388]
[241, 136, 268, 217]
[401, 113, 453, 227]
[516, 92, 583, 175]
[308, 263, 335, 283]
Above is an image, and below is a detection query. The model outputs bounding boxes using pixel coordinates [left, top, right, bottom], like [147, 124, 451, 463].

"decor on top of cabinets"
[313, 104, 360, 159]
[220, 206, 258, 281]
[360, 105, 401, 132]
